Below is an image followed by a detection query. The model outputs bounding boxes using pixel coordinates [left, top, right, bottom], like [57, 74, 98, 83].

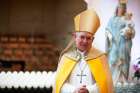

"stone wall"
[0, 35, 59, 71]
[0, 0, 87, 71]
[0, 0, 87, 49]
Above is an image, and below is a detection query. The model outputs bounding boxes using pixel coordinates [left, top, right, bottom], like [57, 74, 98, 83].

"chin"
[80, 48, 88, 52]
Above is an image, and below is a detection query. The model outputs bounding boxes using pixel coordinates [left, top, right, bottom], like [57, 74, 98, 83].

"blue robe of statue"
[105, 16, 135, 85]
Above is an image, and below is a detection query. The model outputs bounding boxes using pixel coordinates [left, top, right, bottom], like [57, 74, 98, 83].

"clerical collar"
[77, 49, 87, 57]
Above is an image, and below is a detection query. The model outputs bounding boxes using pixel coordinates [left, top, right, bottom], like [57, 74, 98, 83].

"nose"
[83, 38, 88, 43]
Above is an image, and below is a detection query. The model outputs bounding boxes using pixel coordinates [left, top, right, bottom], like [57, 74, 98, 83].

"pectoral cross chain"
[77, 71, 86, 83]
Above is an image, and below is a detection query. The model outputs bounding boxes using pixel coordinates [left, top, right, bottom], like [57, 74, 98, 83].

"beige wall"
[0, 0, 87, 71]
[0, 0, 87, 48]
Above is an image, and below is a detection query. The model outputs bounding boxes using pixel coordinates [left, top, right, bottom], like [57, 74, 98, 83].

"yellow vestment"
[53, 48, 114, 93]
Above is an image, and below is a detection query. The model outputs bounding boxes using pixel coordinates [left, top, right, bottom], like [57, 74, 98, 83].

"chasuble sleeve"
[100, 55, 115, 93]
[61, 82, 76, 93]
[52, 55, 66, 93]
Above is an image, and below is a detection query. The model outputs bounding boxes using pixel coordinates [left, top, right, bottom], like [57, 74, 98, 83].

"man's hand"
[74, 85, 89, 93]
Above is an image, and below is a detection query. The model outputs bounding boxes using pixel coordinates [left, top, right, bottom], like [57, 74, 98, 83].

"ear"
[72, 32, 76, 38]
[92, 37, 94, 42]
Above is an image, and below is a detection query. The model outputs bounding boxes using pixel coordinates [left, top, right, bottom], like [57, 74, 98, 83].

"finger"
[74, 87, 81, 93]
[79, 89, 85, 93]
[79, 87, 86, 90]
[79, 87, 87, 91]
[79, 89, 88, 93]
[82, 85, 86, 87]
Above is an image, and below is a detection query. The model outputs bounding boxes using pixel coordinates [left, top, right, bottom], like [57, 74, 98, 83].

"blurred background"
[0, 0, 87, 71]
[0, 0, 139, 76]
[0, 0, 140, 92]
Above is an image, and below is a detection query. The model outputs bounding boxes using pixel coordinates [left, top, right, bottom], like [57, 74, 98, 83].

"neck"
[77, 49, 90, 56]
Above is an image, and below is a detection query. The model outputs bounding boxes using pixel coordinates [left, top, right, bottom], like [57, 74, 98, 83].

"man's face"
[73, 32, 94, 52]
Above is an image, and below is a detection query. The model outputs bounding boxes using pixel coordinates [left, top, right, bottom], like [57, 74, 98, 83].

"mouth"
[81, 44, 88, 47]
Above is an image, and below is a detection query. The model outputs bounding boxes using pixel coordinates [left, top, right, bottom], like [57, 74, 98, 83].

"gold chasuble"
[53, 48, 114, 93]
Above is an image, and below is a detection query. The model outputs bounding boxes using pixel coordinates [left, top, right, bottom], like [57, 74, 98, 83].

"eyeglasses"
[79, 35, 93, 41]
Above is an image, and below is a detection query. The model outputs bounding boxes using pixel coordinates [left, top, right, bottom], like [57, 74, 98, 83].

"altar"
[0, 71, 139, 93]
